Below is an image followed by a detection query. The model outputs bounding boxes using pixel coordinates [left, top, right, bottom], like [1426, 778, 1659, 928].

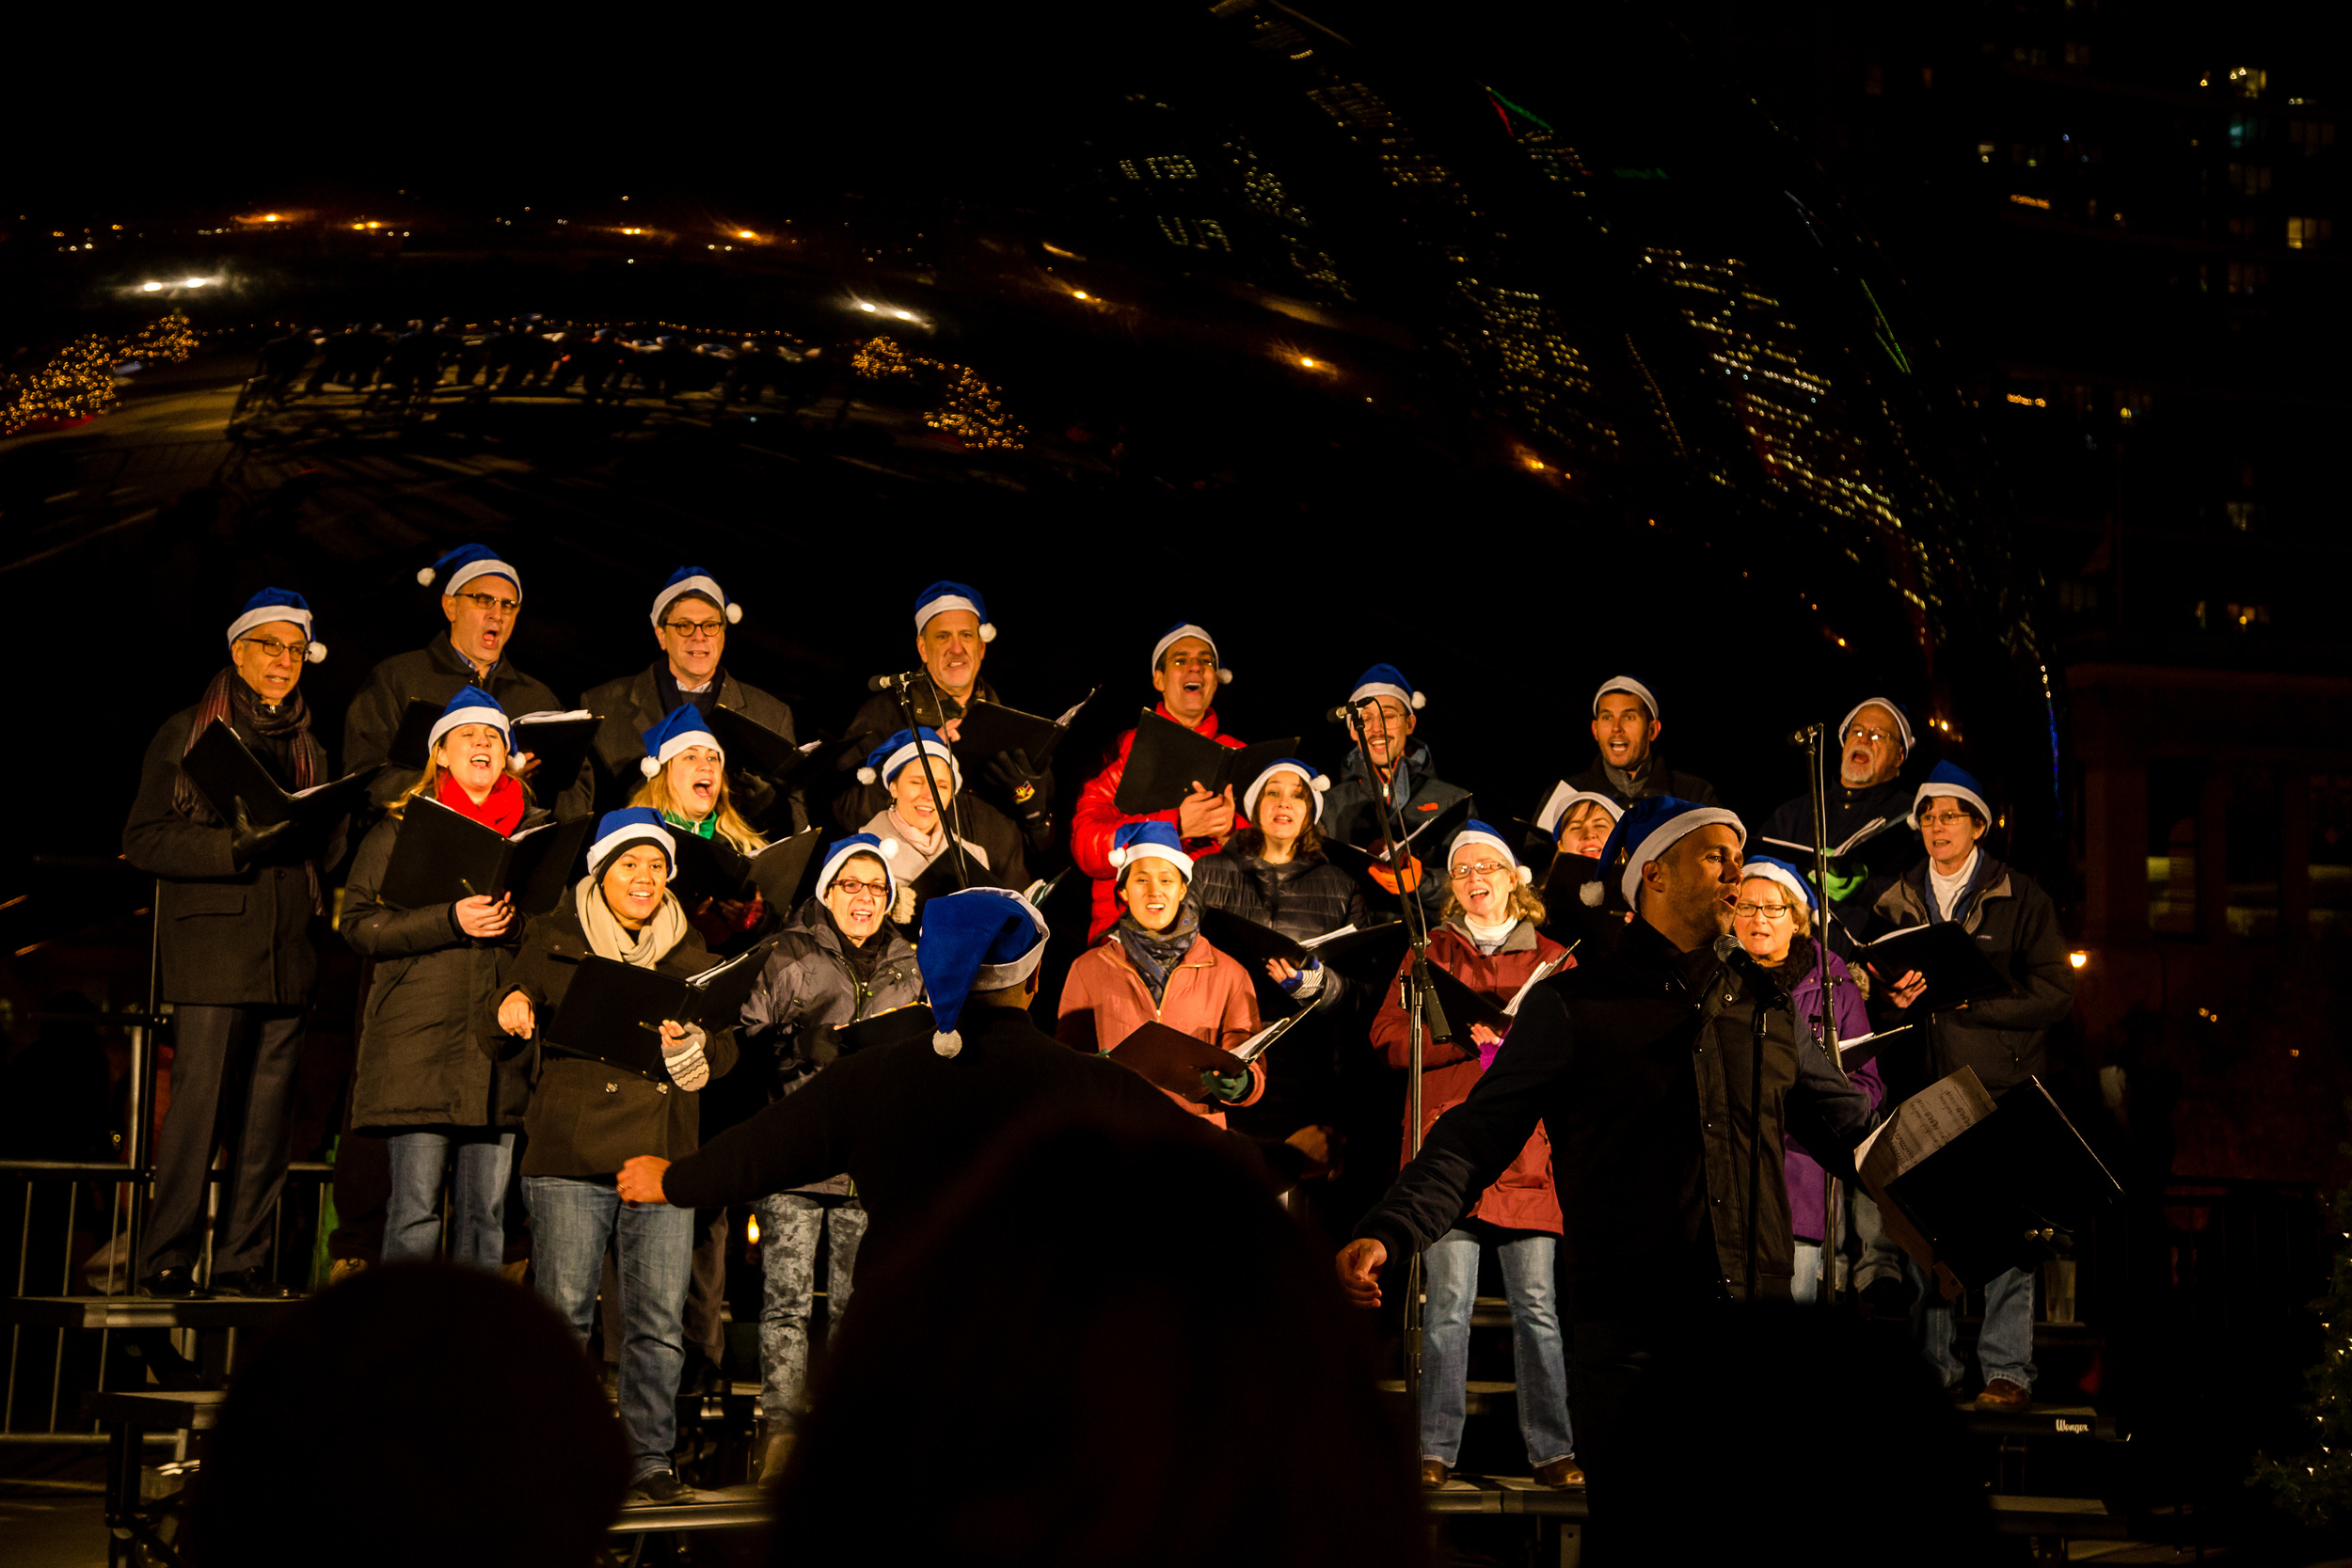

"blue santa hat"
[588, 808, 676, 881]
[1150, 622, 1232, 685]
[426, 685, 513, 760]
[1449, 819, 1534, 885]
[1349, 662, 1426, 711]
[916, 887, 1050, 1058]
[1579, 796, 1747, 909]
[1242, 758, 1330, 822]
[416, 544, 522, 601]
[1839, 696, 1915, 755]
[650, 566, 741, 632]
[1739, 854, 1819, 912]
[226, 588, 326, 664]
[1909, 761, 1991, 829]
[1106, 820, 1193, 880]
[814, 832, 901, 904]
[639, 705, 723, 779]
[914, 580, 996, 643]
[1592, 674, 1660, 721]
[1534, 784, 1622, 838]
[856, 727, 961, 790]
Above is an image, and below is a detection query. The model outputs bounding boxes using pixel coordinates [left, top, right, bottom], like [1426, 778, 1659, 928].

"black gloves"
[985, 748, 1055, 848]
[228, 799, 293, 866]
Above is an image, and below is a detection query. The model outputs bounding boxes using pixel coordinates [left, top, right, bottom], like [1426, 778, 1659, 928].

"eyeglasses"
[829, 878, 890, 898]
[1733, 901, 1794, 921]
[455, 591, 520, 616]
[1918, 809, 1977, 828]
[1449, 862, 1513, 880]
[236, 635, 311, 663]
[1843, 725, 1899, 745]
[664, 618, 726, 639]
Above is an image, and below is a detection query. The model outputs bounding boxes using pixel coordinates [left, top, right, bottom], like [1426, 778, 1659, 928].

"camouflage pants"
[752, 1192, 867, 1426]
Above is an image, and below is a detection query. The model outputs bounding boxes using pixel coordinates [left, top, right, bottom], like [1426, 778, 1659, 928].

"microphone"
[1326, 696, 1379, 725]
[1785, 721, 1826, 748]
[866, 670, 923, 692]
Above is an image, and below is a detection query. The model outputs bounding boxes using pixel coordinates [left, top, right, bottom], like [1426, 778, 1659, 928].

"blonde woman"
[1370, 821, 1577, 1490]
[633, 705, 768, 942]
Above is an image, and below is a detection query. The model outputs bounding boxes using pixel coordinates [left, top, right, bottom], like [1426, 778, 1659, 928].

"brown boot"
[1420, 1459, 1449, 1488]
[1534, 1456, 1585, 1488]
[1976, 1378, 2031, 1412]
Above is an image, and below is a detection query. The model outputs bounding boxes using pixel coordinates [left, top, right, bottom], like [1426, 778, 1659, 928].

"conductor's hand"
[1887, 969, 1928, 1010]
[616, 1156, 671, 1206]
[453, 895, 515, 940]
[496, 991, 535, 1038]
[228, 800, 292, 866]
[1177, 783, 1235, 842]
[1335, 1238, 1387, 1309]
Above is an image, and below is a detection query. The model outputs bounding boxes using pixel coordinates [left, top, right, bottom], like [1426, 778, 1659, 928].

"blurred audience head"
[774, 1116, 1425, 1568]
[190, 1264, 627, 1568]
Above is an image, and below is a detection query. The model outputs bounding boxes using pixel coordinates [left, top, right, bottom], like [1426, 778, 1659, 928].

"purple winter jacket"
[1780, 942, 1882, 1242]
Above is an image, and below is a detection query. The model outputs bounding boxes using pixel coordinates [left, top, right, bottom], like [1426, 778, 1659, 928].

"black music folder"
[1105, 1020, 1244, 1103]
[544, 942, 773, 1079]
[1416, 954, 1571, 1045]
[376, 798, 592, 915]
[182, 719, 373, 833]
[1860, 1069, 2123, 1287]
[953, 689, 1093, 771]
[1197, 910, 1409, 991]
[704, 706, 836, 793]
[832, 1005, 937, 1057]
[386, 704, 599, 784]
[1853, 921, 2012, 1014]
[1111, 709, 1299, 816]
[668, 826, 827, 911]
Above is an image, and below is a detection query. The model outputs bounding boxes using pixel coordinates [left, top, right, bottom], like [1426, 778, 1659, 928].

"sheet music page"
[1503, 955, 1567, 1015]
[1856, 1068, 1996, 1189]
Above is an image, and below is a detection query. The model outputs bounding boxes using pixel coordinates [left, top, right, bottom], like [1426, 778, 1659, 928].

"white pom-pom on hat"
[875, 839, 900, 859]
[1580, 880, 1604, 907]
[1106, 847, 1130, 869]
[1310, 775, 1330, 794]
[641, 757, 662, 779]
[1410, 690, 1427, 709]
[417, 566, 437, 586]
[857, 766, 879, 784]
[1516, 864, 1534, 885]
[932, 1028, 963, 1058]
[306, 641, 328, 665]
[1217, 667, 1233, 685]
[978, 623, 997, 643]
[724, 603, 743, 624]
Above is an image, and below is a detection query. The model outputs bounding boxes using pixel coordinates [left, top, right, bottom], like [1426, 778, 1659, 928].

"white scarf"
[1929, 849, 1980, 924]
[1460, 913, 1518, 955]
[575, 879, 690, 968]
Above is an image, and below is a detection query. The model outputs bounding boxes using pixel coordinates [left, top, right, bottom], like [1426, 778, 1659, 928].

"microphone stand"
[1346, 700, 1448, 1415]
[881, 671, 972, 889]
[1791, 721, 1848, 1302]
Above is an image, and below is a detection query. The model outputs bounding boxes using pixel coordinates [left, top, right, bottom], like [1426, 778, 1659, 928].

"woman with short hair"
[1371, 823, 1577, 1491]
[854, 727, 1028, 926]
[1056, 822, 1263, 1126]
[343, 686, 536, 1270]
[486, 809, 739, 1506]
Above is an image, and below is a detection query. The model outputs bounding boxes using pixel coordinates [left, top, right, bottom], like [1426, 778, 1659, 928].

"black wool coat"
[123, 705, 344, 1008]
[341, 813, 532, 1132]
[484, 892, 740, 1179]
[580, 659, 805, 827]
[342, 636, 595, 819]
[827, 677, 1000, 830]
[1562, 749, 1722, 810]
[1190, 847, 1372, 1010]
[1353, 918, 1879, 1319]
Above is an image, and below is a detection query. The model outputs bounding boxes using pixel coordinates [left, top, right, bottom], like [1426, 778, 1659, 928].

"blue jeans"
[1420, 1227, 1574, 1468]
[1912, 1258, 2037, 1392]
[1791, 1242, 1823, 1305]
[384, 1130, 515, 1270]
[524, 1177, 694, 1481]
[753, 1193, 867, 1427]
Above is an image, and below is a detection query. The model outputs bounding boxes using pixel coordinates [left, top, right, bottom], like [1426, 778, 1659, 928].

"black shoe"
[211, 1269, 294, 1299]
[140, 1267, 209, 1299]
[627, 1469, 694, 1506]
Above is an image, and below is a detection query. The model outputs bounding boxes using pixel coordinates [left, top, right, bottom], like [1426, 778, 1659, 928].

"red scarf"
[436, 768, 527, 835]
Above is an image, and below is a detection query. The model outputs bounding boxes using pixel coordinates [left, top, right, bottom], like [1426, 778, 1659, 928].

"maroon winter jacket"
[1370, 919, 1568, 1235]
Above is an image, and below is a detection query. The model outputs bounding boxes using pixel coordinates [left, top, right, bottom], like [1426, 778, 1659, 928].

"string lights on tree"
[0, 311, 198, 436]
[848, 335, 1026, 451]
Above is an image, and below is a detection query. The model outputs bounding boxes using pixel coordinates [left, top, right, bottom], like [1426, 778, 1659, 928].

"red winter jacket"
[1071, 703, 1247, 941]
[1370, 919, 1570, 1235]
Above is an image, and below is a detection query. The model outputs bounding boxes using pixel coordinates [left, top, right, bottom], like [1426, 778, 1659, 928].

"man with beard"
[1543, 675, 1720, 815]
[1335, 796, 1883, 1524]
[1320, 664, 1470, 913]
